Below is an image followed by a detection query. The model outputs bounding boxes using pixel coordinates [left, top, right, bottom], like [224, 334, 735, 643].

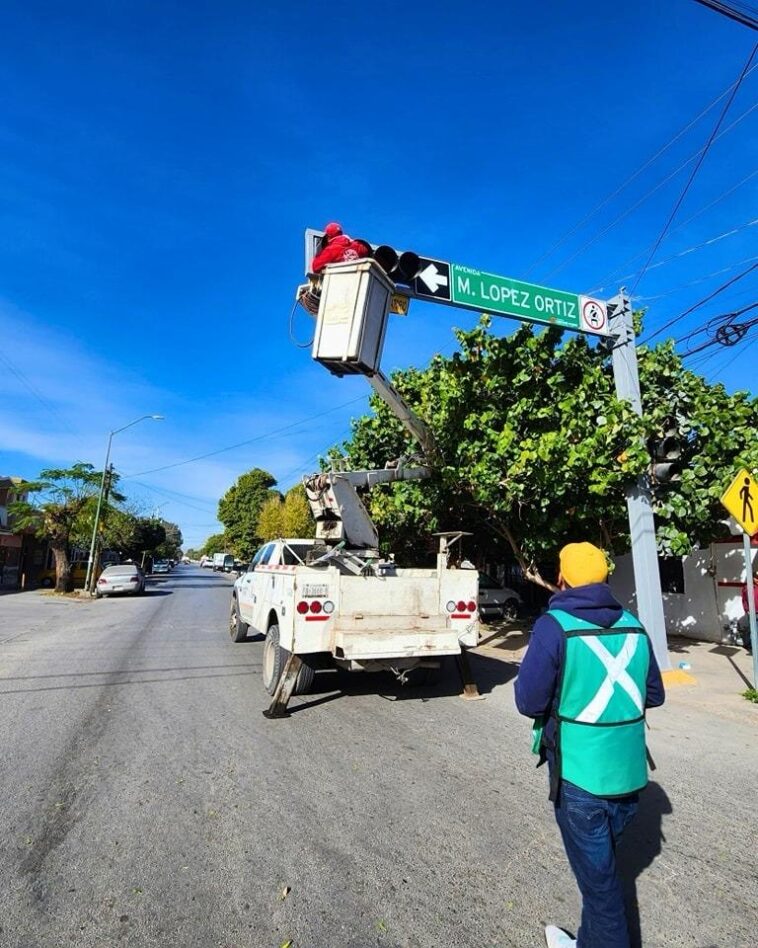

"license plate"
[302, 583, 329, 598]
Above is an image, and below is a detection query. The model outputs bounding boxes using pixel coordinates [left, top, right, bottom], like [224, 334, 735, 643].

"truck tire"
[229, 598, 249, 643]
[502, 598, 519, 622]
[262, 624, 315, 696]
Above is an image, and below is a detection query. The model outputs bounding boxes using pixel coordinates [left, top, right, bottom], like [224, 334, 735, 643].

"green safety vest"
[533, 608, 651, 798]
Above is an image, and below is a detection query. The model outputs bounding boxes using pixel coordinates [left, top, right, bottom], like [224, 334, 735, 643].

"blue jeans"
[554, 780, 638, 948]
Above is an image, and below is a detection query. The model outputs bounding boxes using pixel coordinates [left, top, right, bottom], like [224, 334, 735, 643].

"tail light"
[323, 600, 335, 614]
[457, 600, 467, 612]
[97, 578, 106, 585]
[446, 601, 456, 613]
[467, 600, 477, 613]
[296, 601, 309, 615]
[309, 600, 322, 614]
[130, 576, 139, 582]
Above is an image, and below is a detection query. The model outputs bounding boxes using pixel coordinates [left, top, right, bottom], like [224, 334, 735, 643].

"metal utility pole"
[84, 414, 163, 593]
[609, 293, 671, 671]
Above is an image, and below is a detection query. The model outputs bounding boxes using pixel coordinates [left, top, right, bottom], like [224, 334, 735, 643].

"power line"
[635, 253, 758, 301]
[641, 261, 758, 343]
[521, 62, 758, 277]
[630, 41, 758, 292]
[588, 173, 758, 293]
[0, 350, 82, 443]
[540, 100, 758, 282]
[122, 394, 368, 478]
[692, 0, 758, 29]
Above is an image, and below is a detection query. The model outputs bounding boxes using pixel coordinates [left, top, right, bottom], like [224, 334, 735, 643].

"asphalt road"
[0, 567, 756, 948]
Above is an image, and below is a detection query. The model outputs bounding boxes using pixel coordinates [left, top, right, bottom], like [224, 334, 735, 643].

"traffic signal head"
[648, 416, 682, 486]
[372, 245, 422, 284]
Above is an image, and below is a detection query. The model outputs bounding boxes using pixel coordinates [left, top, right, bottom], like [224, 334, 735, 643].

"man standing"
[515, 542, 665, 948]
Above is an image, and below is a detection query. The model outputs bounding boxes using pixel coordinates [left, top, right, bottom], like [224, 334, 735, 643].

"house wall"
[610, 538, 757, 643]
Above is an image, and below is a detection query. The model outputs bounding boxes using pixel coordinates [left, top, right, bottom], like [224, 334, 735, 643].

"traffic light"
[372, 245, 422, 285]
[648, 416, 682, 486]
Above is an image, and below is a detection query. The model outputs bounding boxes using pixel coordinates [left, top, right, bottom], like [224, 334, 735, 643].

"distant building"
[0, 477, 29, 589]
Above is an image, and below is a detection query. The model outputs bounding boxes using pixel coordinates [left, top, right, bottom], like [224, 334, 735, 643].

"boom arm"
[304, 464, 430, 549]
[367, 370, 437, 462]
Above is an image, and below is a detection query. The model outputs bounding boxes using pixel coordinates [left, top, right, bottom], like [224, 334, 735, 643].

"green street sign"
[450, 265, 608, 335]
[411, 255, 609, 336]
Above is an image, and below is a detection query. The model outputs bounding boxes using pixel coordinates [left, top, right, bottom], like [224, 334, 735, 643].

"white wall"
[610, 540, 756, 644]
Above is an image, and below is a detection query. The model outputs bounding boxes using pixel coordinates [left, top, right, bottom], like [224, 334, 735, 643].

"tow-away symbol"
[418, 263, 449, 295]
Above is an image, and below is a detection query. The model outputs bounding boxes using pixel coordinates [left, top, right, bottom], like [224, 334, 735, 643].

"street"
[0, 567, 756, 948]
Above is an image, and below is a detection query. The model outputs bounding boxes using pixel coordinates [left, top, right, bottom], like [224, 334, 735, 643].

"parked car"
[200, 557, 214, 569]
[38, 560, 100, 589]
[95, 564, 146, 598]
[152, 560, 171, 574]
[477, 573, 522, 622]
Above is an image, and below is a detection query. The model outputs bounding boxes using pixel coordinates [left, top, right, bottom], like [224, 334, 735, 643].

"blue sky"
[1, 0, 756, 548]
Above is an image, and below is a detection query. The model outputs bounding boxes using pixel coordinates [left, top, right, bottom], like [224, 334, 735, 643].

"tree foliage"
[282, 485, 315, 538]
[257, 496, 285, 542]
[200, 533, 228, 556]
[217, 468, 281, 559]
[155, 519, 183, 560]
[328, 318, 758, 587]
[10, 463, 109, 592]
[256, 485, 315, 543]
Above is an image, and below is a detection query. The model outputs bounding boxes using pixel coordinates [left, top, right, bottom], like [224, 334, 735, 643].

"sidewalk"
[474, 624, 758, 725]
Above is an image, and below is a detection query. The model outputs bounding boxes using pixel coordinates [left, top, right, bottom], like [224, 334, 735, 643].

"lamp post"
[84, 414, 164, 593]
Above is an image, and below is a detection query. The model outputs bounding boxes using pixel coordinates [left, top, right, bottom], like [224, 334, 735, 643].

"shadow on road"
[617, 781, 673, 948]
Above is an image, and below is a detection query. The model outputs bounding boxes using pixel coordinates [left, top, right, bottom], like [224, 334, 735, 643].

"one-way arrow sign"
[413, 257, 451, 301]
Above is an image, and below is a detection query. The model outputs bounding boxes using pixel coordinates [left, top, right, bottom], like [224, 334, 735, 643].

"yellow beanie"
[559, 542, 608, 587]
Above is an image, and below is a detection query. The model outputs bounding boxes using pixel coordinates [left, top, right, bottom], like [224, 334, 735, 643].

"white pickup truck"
[229, 536, 479, 696]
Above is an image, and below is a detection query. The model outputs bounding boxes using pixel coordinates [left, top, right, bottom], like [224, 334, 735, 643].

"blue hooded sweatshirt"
[514, 582, 665, 784]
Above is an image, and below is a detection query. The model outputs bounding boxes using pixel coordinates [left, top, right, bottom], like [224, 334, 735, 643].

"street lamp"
[84, 414, 164, 593]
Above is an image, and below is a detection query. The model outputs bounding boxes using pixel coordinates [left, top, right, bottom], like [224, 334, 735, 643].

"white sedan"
[96, 565, 146, 598]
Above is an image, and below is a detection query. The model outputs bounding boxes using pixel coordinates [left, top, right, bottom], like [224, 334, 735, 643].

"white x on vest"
[575, 634, 645, 723]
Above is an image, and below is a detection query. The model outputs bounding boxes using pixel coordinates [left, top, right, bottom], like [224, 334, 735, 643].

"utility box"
[312, 259, 394, 376]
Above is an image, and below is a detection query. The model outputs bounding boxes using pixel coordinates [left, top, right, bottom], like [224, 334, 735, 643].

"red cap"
[324, 222, 342, 238]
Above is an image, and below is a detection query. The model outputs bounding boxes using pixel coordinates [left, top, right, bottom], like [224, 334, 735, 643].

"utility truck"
[231, 253, 481, 715]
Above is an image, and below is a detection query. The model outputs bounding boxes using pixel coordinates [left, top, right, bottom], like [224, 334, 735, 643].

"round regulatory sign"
[582, 299, 606, 331]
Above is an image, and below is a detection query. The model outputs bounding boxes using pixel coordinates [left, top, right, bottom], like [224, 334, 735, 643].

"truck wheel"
[502, 598, 519, 622]
[229, 598, 249, 642]
[263, 624, 285, 695]
[262, 624, 316, 695]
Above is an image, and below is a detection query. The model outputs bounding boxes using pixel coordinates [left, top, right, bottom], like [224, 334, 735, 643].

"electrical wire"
[0, 350, 82, 443]
[692, 0, 758, 29]
[635, 254, 758, 301]
[587, 190, 758, 296]
[630, 41, 758, 292]
[675, 300, 758, 346]
[122, 395, 368, 478]
[641, 261, 758, 344]
[521, 62, 758, 278]
[540, 100, 758, 283]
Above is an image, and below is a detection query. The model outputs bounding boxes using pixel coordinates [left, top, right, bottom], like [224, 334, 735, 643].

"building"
[610, 533, 757, 644]
[0, 477, 28, 589]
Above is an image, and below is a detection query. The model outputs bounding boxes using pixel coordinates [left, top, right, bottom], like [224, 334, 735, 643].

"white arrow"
[418, 263, 448, 294]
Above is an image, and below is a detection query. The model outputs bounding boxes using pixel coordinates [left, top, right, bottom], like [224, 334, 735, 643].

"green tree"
[217, 468, 281, 559]
[257, 495, 285, 541]
[10, 463, 118, 592]
[155, 520, 183, 560]
[329, 318, 758, 588]
[201, 533, 227, 556]
[282, 485, 315, 538]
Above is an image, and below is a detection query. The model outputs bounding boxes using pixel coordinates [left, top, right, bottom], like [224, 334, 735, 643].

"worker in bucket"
[514, 542, 665, 948]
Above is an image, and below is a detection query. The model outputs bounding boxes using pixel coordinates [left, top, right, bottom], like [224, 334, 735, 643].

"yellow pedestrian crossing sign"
[720, 468, 758, 536]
